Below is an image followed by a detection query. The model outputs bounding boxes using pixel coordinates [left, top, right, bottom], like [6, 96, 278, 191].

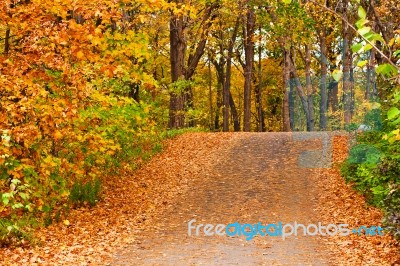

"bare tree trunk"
[255, 30, 265, 132]
[212, 58, 225, 130]
[243, 6, 255, 132]
[4, 28, 10, 54]
[289, 77, 295, 131]
[318, 31, 328, 130]
[341, 0, 353, 125]
[328, 80, 339, 112]
[223, 18, 240, 132]
[208, 58, 213, 130]
[229, 92, 240, 131]
[289, 48, 310, 131]
[169, 5, 186, 128]
[215, 80, 223, 130]
[305, 45, 315, 131]
[283, 48, 291, 132]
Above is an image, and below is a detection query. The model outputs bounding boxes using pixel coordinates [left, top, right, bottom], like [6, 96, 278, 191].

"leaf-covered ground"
[1, 133, 399, 265]
[317, 135, 400, 265]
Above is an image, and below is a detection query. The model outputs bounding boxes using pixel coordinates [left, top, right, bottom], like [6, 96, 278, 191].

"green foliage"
[383, 184, 400, 240]
[341, 8, 400, 239]
[347, 144, 382, 165]
[364, 108, 382, 130]
[341, 128, 400, 237]
[341, 135, 386, 206]
[0, 217, 37, 247]
[344, 123, 359, 132]
[169, 79, 195, 95]
[69, 179, 101, 207]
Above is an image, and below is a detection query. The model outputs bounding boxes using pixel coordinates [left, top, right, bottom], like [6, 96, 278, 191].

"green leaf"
[11, 179, 21, 185]
[389, 116, 400, 126]
[364, 44, 373, 52]
[12, 203, 24, 209]
[282, 0, 291, 4]
[371, 33, 385, 43]
[2, 198, 9, 205]
[376, 64, 399, 77]
[388, 107, 400, 120]
[332, 70, 343, 82]
[394, 93, 400, 103]
[371, 185, 385, 195]
[358, 6, 367, 19]
[352, 43, 363, 53]
[19, 192, 29, 200]
[357, 60, 368, 68]
[355, 18, 369, 29]
[358, 27, 371, 36]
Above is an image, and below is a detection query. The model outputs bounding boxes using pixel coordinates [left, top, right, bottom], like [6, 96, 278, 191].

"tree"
[168, 0, 218, 128]
[242, 2, 255, 132]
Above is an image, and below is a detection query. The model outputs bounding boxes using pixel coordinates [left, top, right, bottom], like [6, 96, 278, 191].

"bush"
[383, 183, 400, 240]
[69, 179, 101, 207]
[0, 217, 37, 247]
[340, 126, 400, 239]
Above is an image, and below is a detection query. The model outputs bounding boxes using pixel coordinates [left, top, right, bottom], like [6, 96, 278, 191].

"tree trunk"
[318, 31, 328, 130]
[289, 49, 310, 131]
[328, 80, 339, 112]
[283, 48, 291, 132]
[223, 18, 240, 132]
[169, 2, 217, 128]
[212, 58, 225, 131]
[305, 45, 315, 131]
[208, 58, 213, 130]
[243, 7, 255, 132]
[169, 7, 186, 128]
[215, 82, 222, 131]
[289, 76, 295, 131]
[341, 0, 353, 125]
[366, 48, 377, 100]
[229, 92, 240, 131]
[255, 30, 265, 132]
[4, 28, 10, 55]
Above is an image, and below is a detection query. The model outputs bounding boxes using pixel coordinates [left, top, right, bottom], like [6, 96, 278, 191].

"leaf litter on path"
[1, 133, 400, 265]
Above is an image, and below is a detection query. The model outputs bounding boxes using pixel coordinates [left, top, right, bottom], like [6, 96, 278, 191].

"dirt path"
[1, 132, 398, 265]
[113, 133, 338, 265]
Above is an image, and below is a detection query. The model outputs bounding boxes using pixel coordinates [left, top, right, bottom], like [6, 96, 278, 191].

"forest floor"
[1, 132, 400, 265]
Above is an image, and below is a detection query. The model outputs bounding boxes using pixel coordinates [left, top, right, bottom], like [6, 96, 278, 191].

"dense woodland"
[1, 0, 400, 247]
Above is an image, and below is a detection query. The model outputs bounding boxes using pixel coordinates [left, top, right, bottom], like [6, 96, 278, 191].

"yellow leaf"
[76, 51, 84, 59]
[54, 131, 63, 140]
[63, 220, 70, 226]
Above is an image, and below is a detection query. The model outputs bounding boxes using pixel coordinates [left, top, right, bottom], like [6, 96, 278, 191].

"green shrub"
[341, 137, 386, 206]
[0, 217, 37, 247]
[383, 184, 400, 240]
[340, 126, 400, 239]
[347, 144, 382, 165]
[69, 178, 101, 207]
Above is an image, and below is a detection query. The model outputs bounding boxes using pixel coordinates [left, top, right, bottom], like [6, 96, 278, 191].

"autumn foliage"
[0, 0, 163, 244]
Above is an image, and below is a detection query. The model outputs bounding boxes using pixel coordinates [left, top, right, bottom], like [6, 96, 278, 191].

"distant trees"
[2, 0, 398, 133]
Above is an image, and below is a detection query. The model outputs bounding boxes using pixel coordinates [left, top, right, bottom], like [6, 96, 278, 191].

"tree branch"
[309, 0, 398, 70]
